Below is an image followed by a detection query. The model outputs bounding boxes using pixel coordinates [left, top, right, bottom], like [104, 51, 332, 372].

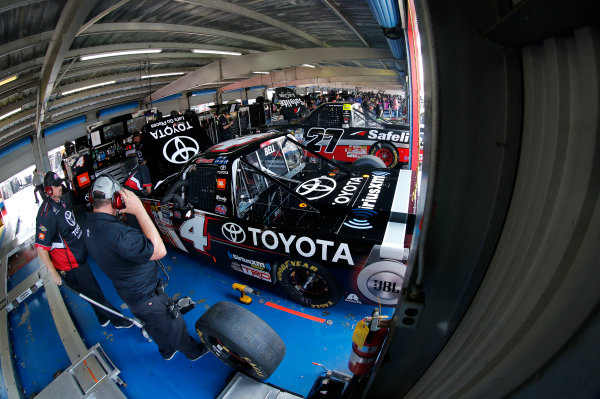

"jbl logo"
[372, 280, 400, 293]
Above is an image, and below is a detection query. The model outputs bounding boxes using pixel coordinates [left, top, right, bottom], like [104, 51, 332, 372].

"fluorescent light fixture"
[0, 107, 21, 120]
[192, 49, 242, 56]
[302, 64, 315, 68]
[80, 49, 162, 61]
[141, 72, 185, 79]
[62, 81, 116, 96]
[252, 71, 270, 75]
[0, 74, 18, 87]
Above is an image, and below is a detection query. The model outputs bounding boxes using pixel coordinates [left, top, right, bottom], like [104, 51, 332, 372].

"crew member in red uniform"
[35, 172, 132, 328]
[123, 163, 152, 195]
[123, 163, 152, 230]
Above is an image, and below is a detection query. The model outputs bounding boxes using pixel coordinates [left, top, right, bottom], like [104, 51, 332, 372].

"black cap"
[133, 130, 141, 137]
[44, 171, 63, 187]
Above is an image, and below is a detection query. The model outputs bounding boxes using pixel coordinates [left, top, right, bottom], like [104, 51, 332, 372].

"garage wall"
[189, 93, 216, 106]
[247, 88, 266, 102]
[97, 102, 139, 121]
[153, 98, 183, 115]
[0, 138, 34, 182]
[221, 90, 243, 103]
[44, 118, 88, 150]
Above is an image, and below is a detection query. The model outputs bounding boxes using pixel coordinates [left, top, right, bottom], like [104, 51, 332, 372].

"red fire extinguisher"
[348, 308, 389, 375]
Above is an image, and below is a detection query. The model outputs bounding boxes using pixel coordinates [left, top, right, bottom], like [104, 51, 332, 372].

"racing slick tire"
[195, 301, 285, 380]
[353, 154, 387, 169]
[276, 260, 341, 309]
[369, 142, 399, 168]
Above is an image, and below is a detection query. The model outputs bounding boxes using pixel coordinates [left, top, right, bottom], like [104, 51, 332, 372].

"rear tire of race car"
[195, 301, 285, 380]
[276, 260, 341, 308]
[353, 154, 387, 169]
[369, 142, 399, 168]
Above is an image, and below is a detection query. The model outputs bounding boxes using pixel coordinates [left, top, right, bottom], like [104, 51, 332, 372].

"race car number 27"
[305, 128, 343, 153]
[180, 214, 209, 253]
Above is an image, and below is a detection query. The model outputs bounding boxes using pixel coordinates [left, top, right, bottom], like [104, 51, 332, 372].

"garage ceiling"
[0, 0, 407, 148]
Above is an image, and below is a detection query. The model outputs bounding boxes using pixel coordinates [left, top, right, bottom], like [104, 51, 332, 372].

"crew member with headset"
[35, 172, 132, 328]
[84, 175, 208, 361]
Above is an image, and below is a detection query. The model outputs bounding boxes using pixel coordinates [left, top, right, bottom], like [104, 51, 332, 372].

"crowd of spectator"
[303, 90, 408, 121]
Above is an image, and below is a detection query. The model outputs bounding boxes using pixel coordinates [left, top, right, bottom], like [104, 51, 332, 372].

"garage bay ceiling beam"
[48, 80, 172, 110]
[0, 0, 47, 14]
[77, 0, 132, 35]
[50, 89, 157, 121]
[66, 57, 209, 79]
[80, 23, 292, 51]
[1, 81, 168, 142]
[37, 0, 97, 130]
[54, 71, 190, 98]
[71, 42, 249, 58]
[51, 92, 151, 122]
[0, 76, 38, 99]
[275, 77, 404, 89]
[321, 0, 369, 47]
[177, 0, 329, 48]
[146, 47, 393, 102]
[1, 38, 244, 80]
[0, 31, 54, 59]
[0, 58, 43, 80]
[0, 116, 35, 147]
[220, 66, 400, 91]
[3, 52, 211, 85]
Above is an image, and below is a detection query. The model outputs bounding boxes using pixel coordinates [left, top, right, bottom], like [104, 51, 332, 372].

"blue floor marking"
[5, 246, 385, 398]
[8, 285, 71, 397]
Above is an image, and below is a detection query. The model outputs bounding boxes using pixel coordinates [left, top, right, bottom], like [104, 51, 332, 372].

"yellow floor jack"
[232, 283, 257, 304]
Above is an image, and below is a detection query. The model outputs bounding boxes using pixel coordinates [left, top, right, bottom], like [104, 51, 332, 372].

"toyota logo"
[221, 222, 246, 243]
[163, 136, 199, 164]
[295, 177, 337, 200]
[64, 211, 76, 227]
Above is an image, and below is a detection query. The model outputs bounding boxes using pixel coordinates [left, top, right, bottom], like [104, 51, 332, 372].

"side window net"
[318, 106, 342, 128]
[187, 166, 216, 212]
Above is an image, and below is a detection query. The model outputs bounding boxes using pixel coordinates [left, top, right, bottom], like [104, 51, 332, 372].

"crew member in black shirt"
[132, 130, 145, 164]
[35, 172, 132, 328]
[84, 175, 208, 361]
[217, 111, 234, 141]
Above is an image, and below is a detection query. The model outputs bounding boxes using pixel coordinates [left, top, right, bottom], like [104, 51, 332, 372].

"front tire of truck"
[369, 142, 399, 168]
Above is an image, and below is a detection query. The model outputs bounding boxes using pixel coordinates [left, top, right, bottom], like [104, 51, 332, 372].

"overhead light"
[141, 72, 185, 79]
[0, 74, 18, 87]
[192, 49, 241, 56]
[302, 64, 315, 68]
[0, 107, 21, 120]
[252, 71, 270, 75]
[62, 81, 116, 96]
[80, 49, 162, 61]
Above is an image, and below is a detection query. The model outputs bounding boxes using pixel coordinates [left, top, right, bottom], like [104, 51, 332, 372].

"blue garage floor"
[3, 244, 387, 398]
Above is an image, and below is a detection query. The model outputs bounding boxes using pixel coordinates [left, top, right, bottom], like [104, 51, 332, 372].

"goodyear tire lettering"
[276, 260, 341, 308]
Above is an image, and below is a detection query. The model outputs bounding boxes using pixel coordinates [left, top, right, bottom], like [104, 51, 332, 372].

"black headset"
[89, 174, 126, 210]
[44, 173, 58, 197]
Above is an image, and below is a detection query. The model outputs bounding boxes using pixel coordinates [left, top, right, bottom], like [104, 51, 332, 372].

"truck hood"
[294, 169, 416, 242]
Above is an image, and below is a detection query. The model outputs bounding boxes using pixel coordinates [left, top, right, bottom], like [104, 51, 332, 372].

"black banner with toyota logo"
[142, 114, 212, 182]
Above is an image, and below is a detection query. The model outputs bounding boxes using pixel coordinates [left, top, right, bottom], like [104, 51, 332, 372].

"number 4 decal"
[180, 214, 210, 254]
